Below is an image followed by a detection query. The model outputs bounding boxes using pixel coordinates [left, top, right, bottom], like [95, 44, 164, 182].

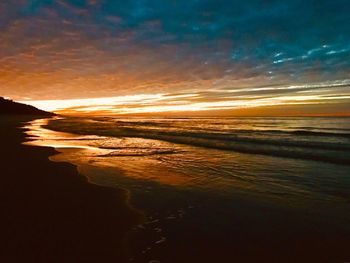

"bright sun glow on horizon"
[17, 79, 350, 116]
[20, 94, 165, 111]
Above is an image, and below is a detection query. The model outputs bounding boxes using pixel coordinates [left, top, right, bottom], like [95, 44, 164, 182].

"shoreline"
[2, 115, 350, 262]
[0, 115, 142, 262]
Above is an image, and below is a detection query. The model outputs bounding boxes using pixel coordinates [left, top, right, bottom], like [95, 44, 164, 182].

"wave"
[290, 130, 350, 138]
[45, 118, 350, 166]
[97, 148, 178, 157]
[103, 132, 350, 165]
[93, 127, 350, 152]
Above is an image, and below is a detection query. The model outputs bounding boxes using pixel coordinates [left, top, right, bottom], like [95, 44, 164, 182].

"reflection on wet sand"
[24, 117, 350, 205]
[24, 118, 201, 187]
[2, 116, 141, 262]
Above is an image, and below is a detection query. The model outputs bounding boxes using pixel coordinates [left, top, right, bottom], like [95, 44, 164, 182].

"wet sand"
[0, 115, 141, 262]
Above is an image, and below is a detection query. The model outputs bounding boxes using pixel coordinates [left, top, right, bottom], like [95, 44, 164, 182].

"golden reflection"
[23, 118, 201, 187]
[24, 118, 99, 150]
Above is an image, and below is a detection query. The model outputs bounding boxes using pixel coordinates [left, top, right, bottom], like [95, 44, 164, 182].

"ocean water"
[24, 117, 350, 261]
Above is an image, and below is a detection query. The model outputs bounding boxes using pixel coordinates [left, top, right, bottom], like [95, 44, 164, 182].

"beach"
[17, 116, 350, 262]
[0, 115, 141, 262]
[1, 0, 349, 261]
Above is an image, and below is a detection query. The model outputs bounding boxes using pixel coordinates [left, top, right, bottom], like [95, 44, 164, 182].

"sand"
[1, 115, 350, 263]
[0, 115, 141, 263]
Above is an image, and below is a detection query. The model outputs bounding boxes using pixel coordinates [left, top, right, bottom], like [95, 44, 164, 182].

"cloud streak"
[1, 0, 350, 115]
[22, 79, 350, 116]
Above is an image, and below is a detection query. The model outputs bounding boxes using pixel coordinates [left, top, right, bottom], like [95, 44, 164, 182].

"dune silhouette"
[0, 97, 54, 116]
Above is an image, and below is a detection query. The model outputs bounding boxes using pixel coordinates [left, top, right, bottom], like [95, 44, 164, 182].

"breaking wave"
[45, 117, 350, 165]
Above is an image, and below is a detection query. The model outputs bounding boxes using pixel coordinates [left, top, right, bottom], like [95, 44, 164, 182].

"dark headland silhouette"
[0, 97, 54, 116]
[0, 97, 141, 262]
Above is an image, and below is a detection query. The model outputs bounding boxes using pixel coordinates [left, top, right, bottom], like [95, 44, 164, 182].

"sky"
[0, 0, 349, 116]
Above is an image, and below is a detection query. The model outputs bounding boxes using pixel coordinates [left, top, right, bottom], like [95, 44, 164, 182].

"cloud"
[0, 0, 349, 115]
[22, 79, 350, 117]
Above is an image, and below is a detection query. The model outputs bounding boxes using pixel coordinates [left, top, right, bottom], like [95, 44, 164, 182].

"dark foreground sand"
[0, 115, 141, 263]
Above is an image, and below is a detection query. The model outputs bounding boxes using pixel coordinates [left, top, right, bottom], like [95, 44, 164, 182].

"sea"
[24, 116, 350, 262]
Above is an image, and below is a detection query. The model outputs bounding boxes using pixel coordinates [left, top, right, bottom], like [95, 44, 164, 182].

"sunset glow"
[21, 79, 350, 116]
[2, 1, 350, 262]
[1, 0, 349, 116]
